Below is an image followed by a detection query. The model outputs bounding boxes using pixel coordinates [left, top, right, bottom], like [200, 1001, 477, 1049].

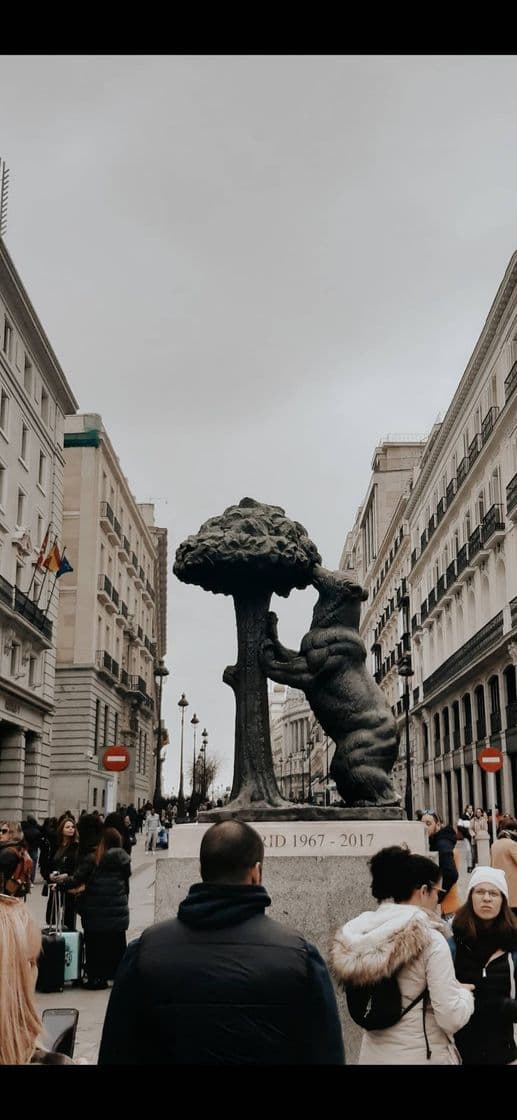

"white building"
[52, 414, 165, 816]
[0, 238, 77, 819]
[269, 684, 337, 805]
[406, 252, 517, 821]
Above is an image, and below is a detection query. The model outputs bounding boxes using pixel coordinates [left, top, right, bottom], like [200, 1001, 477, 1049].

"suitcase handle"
[48, 885, 64, 933]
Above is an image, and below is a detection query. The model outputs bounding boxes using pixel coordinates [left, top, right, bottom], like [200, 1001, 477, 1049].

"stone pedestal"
[155, 819, 427, 1064]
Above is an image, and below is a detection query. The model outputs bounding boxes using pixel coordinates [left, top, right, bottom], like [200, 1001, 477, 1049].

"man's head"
[421, 810, 442, 837]
[200, 821, 264, 885]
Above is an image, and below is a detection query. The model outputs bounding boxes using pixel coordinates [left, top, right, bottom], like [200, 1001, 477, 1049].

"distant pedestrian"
[451, 867, 517, 1065]
[144, 810, 161, 853]
[331, 845, 474, 1065]
[421, 812, 460, 919]
[491, 817, 517, 916]
[98, 820, 345, 1065]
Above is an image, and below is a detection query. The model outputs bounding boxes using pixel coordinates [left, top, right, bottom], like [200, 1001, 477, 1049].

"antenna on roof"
[0, 158, 10, 240]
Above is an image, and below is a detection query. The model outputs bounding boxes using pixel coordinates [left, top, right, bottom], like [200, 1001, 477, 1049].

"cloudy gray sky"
[2, 54, 517, 794]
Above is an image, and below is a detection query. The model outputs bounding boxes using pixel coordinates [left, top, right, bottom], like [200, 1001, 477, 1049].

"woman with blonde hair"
[0, 895, 74, 1064]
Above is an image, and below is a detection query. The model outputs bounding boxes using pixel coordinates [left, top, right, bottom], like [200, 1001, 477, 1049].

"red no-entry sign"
[102, 745, 130, 772]
[477, 746, 503, 773]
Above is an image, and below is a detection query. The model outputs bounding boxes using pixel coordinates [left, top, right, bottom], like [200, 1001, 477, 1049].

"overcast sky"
[1, 54, 517, 794]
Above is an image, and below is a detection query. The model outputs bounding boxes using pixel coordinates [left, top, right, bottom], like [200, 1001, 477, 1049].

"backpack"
[346, 973, 427, 1031]
[2, 846, 33, 897]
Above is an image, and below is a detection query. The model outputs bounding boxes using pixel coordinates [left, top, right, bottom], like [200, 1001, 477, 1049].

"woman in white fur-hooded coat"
[330, 846, 474, 1065]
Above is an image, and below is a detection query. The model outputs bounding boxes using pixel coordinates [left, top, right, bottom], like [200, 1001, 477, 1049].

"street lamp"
[398, 654, 414, 820]
[152, 658, 169, 808]
[288, 752, 293, 800]
[177, 693, 189, 820]
[201, 728, 208, 800]
[190, 713, 199, 804]
[306, 737, 313, 803]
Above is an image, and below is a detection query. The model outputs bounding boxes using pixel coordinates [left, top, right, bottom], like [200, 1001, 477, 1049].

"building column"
[0, 726, 26, 819]
[22, 733, 44, 817]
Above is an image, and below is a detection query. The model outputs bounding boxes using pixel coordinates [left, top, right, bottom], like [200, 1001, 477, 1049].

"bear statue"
[261, 565, 401, 807]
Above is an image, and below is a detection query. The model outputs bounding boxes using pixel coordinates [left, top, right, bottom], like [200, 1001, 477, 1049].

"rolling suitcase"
[36, 888, 66, 993]
[63, 930, 83, 984]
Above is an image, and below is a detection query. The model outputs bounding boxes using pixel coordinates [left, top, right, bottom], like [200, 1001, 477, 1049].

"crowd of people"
[1, 807, 517, 1065]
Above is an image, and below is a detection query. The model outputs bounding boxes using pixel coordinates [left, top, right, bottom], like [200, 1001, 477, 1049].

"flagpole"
[41, 546, 68, 626]
[24, 522, 52, 607]
[35, 536, 58, 607]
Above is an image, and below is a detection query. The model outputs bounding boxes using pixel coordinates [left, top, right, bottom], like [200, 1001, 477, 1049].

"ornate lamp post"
[306, 736, 313, 804]
[398, 654, 414, 820]
[152, 658, 169, 808]
[177, 693, 189, 821]
[201, 728, 208, 800]
[190, 713, 199, 803]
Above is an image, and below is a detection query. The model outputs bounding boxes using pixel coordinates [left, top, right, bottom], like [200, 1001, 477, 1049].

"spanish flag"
[43, 542, 61, 573]
[35, 524, 50, 567]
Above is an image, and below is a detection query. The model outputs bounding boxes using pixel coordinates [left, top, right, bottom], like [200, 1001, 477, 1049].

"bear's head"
[310, 565, 368, 631]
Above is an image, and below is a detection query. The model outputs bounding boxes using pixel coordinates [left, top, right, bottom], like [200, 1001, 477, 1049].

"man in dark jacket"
[98, 819, 345, 1065]
[422, 811, 459, 916]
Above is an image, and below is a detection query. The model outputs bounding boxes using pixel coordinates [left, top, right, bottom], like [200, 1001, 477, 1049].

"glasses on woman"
[427, 883, 447, 903]
[472, 888, 501, 900]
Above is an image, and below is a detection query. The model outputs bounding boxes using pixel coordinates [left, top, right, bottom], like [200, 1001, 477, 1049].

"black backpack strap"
[399, 987, 428, 1019]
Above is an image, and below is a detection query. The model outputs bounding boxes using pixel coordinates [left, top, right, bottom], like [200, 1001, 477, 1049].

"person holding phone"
[0, 895, 79, 1064]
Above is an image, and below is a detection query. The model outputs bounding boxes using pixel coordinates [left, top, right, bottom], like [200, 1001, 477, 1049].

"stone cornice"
[0, 240, 78, 414]
[405, 252, 517, 521]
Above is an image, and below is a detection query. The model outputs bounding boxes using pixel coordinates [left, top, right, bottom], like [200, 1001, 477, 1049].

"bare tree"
[174, 497, 320, 811]
[187, 753, 221, 802]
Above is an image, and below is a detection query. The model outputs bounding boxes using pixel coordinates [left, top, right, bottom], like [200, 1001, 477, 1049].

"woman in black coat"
[75, 827, 131, 989]
[43, 817, 79, 931]
[451, 866, 517, 1065]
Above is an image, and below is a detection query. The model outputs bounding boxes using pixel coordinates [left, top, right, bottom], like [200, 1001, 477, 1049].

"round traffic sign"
[477, 746, 503, 773]
[102, 745, 130, 772]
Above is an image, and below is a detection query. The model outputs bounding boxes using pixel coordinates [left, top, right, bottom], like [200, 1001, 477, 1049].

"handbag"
[42, 881, 49, 897]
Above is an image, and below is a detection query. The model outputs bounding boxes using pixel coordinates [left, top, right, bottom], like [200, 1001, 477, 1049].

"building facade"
[339, 439, 426, 805]
[406, 253, 517, 823]
[269, 684, 337, 805]
[52, 414, 163, 816]
[0, 239, 78, 819]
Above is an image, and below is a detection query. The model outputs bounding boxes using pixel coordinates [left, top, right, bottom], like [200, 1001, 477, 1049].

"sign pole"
[489, 771, 497, 845]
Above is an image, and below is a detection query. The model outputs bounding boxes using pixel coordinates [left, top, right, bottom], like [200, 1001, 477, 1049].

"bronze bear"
[261, 565, 400, 807]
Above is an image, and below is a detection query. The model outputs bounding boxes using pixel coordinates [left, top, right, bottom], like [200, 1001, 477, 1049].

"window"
[10, 642, 19, 677]
[101, 788, 106, 809]
[20, 423, 29, 463]
[0, 463, 6, 508]
[477, 491, 485, 523]
[113, 711, 119, 744]
[36, 514, 43, 549]
[40, 387, 49, 424]
[16, 488, 26, 527]
[23, 356, 32, 395]
[28, 656, 38, 687]
[38, 450, 46, 489]
[104, 704, 109, 747]
[2, 318, 13, 360]
[93, 787, 98, 807]
[0, 389, 9, 433]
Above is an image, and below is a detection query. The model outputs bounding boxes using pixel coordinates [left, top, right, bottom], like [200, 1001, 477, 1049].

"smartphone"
[41, 1008, 79, 1058]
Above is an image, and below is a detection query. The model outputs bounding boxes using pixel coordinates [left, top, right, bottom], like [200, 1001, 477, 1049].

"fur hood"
[330, 902, 433, 986]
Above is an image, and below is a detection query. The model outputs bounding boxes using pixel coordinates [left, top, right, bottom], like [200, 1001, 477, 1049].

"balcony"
[436, 496, 447, 524]
[127, 552, 137, 577]
[506, 702, 517, 731]
[420, 529, 428, 553]
[0, 572, 13, 609]
[95, 650, 118, 680]
[99, 501, 114, 534]
[505, 359, 517, 403]
[446, 478, 457, 506]
[436, 574, 446, 603]
[118, 535, 130, 562]
[13, 589, 53, 643]
[420, 599, 429, 624]
[134, 566, 144, 590]
[506, 473, 517, 521]
[482, 503, 505, 546]
[442, 559, 457, 603]
[457, 456, 469, 488]
[428, 514, 436, 540]
[411, 613, 421, 635]
[490, 710, 502, 735]
[116, 599, 127, 628]
[456, 543, 470, 581]
[468, 433, 481, 470]
[481, 405, 499, 445]
[428, 587, 436, 611]
[142, 582, 152, 605]
[111, 587, 119, 609]
[97, 573, 113, 606]
[423, 611, 504, 698]
[468, 524, 487, 567]
[113, 517, 121, 541]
